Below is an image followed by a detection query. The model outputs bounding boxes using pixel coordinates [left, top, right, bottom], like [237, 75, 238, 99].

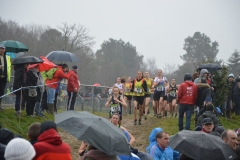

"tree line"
[0, 17, 239, 86]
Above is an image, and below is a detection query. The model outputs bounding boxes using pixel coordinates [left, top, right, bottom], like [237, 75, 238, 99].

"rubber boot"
[48, 104, 54, 115]
[0, 99, 3, 111]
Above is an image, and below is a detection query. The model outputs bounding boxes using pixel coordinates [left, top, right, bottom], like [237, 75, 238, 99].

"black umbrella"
[46, 51, 80, 62]
[198, 63, 222, 71]
[169, 130, 238, 160]
[12, 56, 43, 65]
[55, 111, 131, 156]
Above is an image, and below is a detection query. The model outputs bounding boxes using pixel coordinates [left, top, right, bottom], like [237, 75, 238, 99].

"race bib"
[156, 86, 163, 91]
[169, 91, 176, 97]
[110, 104, 121, 112]
[134, 88, 142, 93]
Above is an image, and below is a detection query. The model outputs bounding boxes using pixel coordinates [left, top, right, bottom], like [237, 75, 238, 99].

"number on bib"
[134, 88, 142, 93]
[170, 91, 176, 97]
[156, 86, 163, 91]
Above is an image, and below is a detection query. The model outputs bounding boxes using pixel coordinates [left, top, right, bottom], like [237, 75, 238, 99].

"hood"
[197, 83, 210, 88]
[146, 128, 162, 153]
[184, 81, 194, 86]
[38, 129, 62, 145]
[199, 69, 208, 78]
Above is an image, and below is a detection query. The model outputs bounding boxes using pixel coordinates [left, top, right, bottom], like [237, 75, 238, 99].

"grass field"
[1, 107, 240, 159]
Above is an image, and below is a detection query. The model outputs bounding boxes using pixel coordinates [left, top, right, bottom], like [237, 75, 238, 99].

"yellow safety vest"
[124, 82, 132, 96]
[6, 55, 11, 82]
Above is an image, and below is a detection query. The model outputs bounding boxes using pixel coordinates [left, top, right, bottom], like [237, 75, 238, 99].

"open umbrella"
[6, 52, 25, 58]
[12, 56, 43, 65]
[55, 111, 131, 156]
[38, 56, 56, 72]
[169, 130, 238, 160]
[46, 51, 80, 62]
[198, 63, 222, 71]
[0, 40, 29, 53]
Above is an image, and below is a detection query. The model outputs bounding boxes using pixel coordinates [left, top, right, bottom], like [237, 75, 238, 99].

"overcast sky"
[1, 0, 240, 69]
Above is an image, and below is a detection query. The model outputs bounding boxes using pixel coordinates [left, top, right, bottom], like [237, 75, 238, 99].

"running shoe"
[138, 119, 141, 125]
[144, 115, 147, 120]
[134, 119, 137, 125]
[0, 107, 4, 111]
[174, 113, 177, 118]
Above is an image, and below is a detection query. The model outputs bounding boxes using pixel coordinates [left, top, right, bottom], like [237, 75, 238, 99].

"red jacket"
[178, 81, 198, 105]
[46, 69, 69, 89]
[33, 129, 72, 160]
[67, 70, 80, 92]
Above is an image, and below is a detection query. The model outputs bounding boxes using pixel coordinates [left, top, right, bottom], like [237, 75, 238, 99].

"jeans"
[234, 97, 240, 115]
[221, 100, 232, 111]
[178, 104, 194, 131]
[46, 87, 55, 104]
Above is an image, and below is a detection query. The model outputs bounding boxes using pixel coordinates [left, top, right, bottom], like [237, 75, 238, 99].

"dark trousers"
[0, 77, 7, 101]
[15, 91, 21, 112]
[178, 104, 194, 131]
[67, 92, 77, 110]
[26, 99, 37, 115]
[41, 90, 47, 111]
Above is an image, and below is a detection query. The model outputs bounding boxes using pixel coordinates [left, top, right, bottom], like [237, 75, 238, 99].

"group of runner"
[105, 69, 179, 125]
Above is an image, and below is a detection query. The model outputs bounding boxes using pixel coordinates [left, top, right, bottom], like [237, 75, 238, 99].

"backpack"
[45, 68, 58, 80]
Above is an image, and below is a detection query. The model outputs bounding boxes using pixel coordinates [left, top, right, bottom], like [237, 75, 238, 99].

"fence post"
[92, 86, 94, 113]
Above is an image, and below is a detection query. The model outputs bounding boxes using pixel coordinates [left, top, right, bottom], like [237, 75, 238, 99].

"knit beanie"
[39, 121, 57, 134]
[4, 138, 36, 160]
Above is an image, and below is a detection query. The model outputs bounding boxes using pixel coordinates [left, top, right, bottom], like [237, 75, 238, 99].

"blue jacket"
[146, 128, 163, 153]
[150, 145, 179, 160]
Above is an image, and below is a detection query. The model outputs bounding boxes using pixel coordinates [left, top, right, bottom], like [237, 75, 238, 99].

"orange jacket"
[46, 69, 69, 89]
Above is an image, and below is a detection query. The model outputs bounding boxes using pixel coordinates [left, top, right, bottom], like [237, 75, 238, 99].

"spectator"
[178, 73, 198, 131]
[80, 145, 119, 160]
[25, 64, 39, 117]
[67, 65, 80, 110]
[4, 138, 35, 160]
[234, 78, 240, 116]
[196, 78, 211, 111]
[194, 69, 208, 84]
[222, 73, 236, 120]
[0, 126, 14, 145]
[221, 130, 238, 150]
[45, 64, 70, 114]
[0, 44, 11, 112]
[0, 143, 5, 160]
[27, 122, 40, 145]
[13, 63, 29, 116]
[150, 131, 179, 160]
[201, 118, 214, 133]
[33, 121, 71, 160]
[237, 132, 240, 145]
[196, 104, 220, 128]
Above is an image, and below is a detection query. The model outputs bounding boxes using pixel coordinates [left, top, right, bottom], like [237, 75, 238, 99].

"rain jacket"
[146, 128, 163, 153]
[150, 145, 179, 160]
[0, 54, 11, 82]
[46, 69, 69, 89]
[67, 70, 80, 92]
[79, 150, 119, 160]
[196, 111, 220, 127]
[33, 129, 71, 160]
[196, 83, 211, 108]
[178, 81, 198, 105]
[194, 69, 208, 84]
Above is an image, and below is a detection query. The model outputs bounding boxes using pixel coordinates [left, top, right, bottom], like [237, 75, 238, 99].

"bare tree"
[163, 63, 177, 80]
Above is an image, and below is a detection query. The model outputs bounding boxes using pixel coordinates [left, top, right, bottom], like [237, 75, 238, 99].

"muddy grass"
[59, 113, 176, 160]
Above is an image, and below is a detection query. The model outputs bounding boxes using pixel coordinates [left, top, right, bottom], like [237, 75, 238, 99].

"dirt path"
[60, 114, 157, 160]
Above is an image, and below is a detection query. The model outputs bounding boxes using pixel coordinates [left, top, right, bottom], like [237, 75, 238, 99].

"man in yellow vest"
[0, 44, 11, 111]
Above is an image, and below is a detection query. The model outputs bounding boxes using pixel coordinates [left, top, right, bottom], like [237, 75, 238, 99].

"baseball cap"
[228, 73, 234, 78]
[202, 118, 213, 125]
[72, 65, 78, 69]
[0, 44, 5, 49]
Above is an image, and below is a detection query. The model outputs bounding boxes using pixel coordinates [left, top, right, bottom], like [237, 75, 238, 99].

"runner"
[124, 77, 133, 114]
[114, 77, 124, 95]
[162, 80, 169, 118]
[131, 71, 147, 125]
[143, 71, 153, 120]
[152, 70, 168, 118]
[105, 86, 127, 125]
[167, 78, 178, 118]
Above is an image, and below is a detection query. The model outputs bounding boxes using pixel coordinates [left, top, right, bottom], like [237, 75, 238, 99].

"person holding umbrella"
[67, 65, 80, 110]
[0, 44, 11, 111]
[45, 64, 70, 114]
